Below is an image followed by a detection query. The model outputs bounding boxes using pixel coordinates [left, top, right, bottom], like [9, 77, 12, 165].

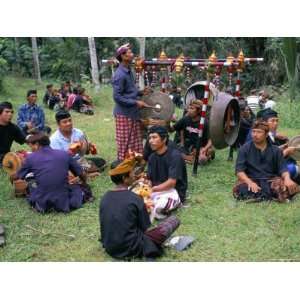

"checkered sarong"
[115, 115, 143, 160]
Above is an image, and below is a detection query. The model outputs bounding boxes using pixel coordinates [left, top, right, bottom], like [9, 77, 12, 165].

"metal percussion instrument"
[288, 135, 300, 161]
[140, 91, 175, 121]
[209, 92, 240, 149]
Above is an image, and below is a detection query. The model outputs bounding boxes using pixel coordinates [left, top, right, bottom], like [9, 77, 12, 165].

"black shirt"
[173, 115, 209, 151]
[100, 190, 160, 259]
[236, 141, 287, 180]
[0, 122, 25, 162]
[148, 147, 188, 201]
[72, 95, 84, 112]
[143, 139, 178, 161]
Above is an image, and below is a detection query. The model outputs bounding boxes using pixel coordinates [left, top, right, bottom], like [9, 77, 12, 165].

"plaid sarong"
[115, 115, 143, 160]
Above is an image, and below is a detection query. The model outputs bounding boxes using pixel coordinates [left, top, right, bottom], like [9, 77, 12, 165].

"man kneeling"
[100, 159, 180, 260]
[12, 132, 92, 213]
[233, 121, 299, 202]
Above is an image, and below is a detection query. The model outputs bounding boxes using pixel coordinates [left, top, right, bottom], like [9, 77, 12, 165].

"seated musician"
[17, 90, 51, 135]
[100, 158, 180, 260]
[43, 84, 53, 107]
[71, 87, 94, 115]
[246, 108, 299, 184]
[233, 120, 299, 202]
[0, 102, 26, 166]
[147, 126, 188, 219]
[50, 110, 105, 172]
[171, 99, 214, 164]
[12, 132, 93, 213]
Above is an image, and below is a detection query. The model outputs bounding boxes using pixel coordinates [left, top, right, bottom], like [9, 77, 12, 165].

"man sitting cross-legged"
[233, 120, 299, 202]
[50, 110, 106, 174]
[147, 126, 188, 219]
[100, 159, 180, 260]
[12, 132, 93, 213]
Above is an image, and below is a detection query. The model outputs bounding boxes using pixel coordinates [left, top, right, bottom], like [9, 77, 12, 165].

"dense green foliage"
[0, 37, 300, 97]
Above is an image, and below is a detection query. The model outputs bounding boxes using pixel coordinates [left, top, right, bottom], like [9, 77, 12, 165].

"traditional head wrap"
[108, 158, 136, 176]
[55, 110, 71, 123]
[189, 99, 203, 109]
[116, 43, 131, 62]
[252, 120, 269, 133]
[148, 125, 169, 140]
[257, 108, 278, 121]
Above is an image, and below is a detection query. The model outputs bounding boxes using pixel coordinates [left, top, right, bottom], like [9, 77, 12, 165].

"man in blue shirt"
[17, 90, 51, 135]
[50, 110, 85, 158]
[112, 43, 150, 160]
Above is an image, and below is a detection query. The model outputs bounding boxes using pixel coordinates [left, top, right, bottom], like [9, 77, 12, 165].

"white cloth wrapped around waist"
[151, 188, 181, 220]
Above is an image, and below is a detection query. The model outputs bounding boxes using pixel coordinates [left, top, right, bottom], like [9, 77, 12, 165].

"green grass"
[1, 76, 300, 261]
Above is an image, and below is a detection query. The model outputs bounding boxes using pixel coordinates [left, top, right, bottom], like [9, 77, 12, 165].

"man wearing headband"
[234, 120, 299, 202]
[246, 108, 299, 182]
[170, 99, 214, 164]
[147, 126, 188, 219]
[112, 43, 150, 161]
[100, 159, 180, 260]
[17, 90, 51, 135]
[12, 132, 92, 213]
[0, 102, 26, 166]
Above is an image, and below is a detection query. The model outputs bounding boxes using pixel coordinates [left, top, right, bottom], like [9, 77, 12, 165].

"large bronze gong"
[209, 92, 240, 149]
[140, 91, 175, 121]
[288, 135, 300, 161]
[184, 81, 217, 108]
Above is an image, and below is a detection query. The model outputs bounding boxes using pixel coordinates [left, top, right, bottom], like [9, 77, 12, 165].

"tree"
[281, 37, 299, 102]
[88, 37, 100, 91]
[136, 37, 146, 89]
[31, 37, 42, 84]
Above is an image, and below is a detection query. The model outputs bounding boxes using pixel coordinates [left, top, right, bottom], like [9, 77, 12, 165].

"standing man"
[112, 43, 149, 160]
[17, 90, 50, 135]
[0, 102, 26, 165]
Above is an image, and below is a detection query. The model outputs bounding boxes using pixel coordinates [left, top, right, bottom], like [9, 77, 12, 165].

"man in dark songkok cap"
[99, 159, 180, 260]
[11, 132, 93, 213]
[146, 126, 188, 219]
[112, 43, 151, 161]
[233, 121, 299, 202]
[50, 110, 106, 173]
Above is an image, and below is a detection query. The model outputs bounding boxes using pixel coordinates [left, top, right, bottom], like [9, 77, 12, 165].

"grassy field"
[1, 76, 300, 261]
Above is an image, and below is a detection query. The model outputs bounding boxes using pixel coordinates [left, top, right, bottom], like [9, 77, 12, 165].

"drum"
[2, 151, 27, 175]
